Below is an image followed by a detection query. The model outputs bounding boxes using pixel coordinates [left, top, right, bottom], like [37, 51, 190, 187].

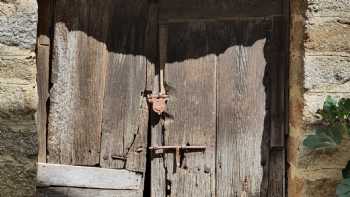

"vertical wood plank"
[47, 0, 111, 165]
[153, 22, 217, 197]
[99, 0, 149, 171]
[270, 16, 287, 148]
[145, 3, 170, 197]
[37, 0, 53, 163]
[216, 20, 270, 196]
[268, 150, 285, 197]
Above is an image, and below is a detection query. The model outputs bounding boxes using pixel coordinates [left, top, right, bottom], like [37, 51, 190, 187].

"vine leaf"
[303, 127, 342, 149]
[343, 161, 350, 179]
[339, 98, 350, 117]
[336, 178, 350, 197]
[318, 96, 338, 123]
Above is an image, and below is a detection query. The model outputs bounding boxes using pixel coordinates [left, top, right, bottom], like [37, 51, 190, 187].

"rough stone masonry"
[289, 0, 350, 196]
[0, 0, 38, 196]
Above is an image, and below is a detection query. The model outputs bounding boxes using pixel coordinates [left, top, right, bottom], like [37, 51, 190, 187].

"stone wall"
[0, 0, 38, 196]
[289, 0, 350, 196]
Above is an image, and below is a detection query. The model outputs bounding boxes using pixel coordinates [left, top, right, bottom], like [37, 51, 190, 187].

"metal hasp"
[149, 145, 206, 168]
[147, 94, 169, 115]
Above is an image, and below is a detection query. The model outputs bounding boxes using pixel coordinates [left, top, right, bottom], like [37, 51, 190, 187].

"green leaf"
[339, 98, 350, 113]
[303, 127, 342, 149]
[319, 96, 339, 123]
[343, 161, 350, 179]
[324, 96, 337, 111]
[336, 178, 350, 197]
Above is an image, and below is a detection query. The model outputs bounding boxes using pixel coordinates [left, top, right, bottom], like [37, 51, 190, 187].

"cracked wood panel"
[99, 0, 149, 172]
[47, 0, 111, 165]
[151, 22, 217, 197]
[216, 20, 271, 196]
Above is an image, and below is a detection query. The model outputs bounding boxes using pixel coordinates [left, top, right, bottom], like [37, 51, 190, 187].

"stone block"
[0, 44, 36, 85]
[0, 84, 37, 121]
[0, 0, 37, 49]
[305, 17, 350, 53]
[304, 178, 339, 197]
[303, 93, 350, 123]
[307, 0, 350, 17]
[305, 53, 350, 92]
[0, 154, 36, 196]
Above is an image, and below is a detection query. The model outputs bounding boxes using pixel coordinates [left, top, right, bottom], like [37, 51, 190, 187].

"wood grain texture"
[216, 20, 270, 197]
[37, 187, 142, 197]
[99, 0, 149, 171]
[270, 17, 287, 148]
[146, 4, 169, 197]
[159, 0, 282, 22]
[47, 0, 110, 165]
[152, 22, 217, 197]
[36, 0, 53, 163]
[268, 150, 285, 197]
[37, 163, 142, 190]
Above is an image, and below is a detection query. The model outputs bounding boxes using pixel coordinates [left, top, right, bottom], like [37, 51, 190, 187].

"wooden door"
[150, 1, 288, 196]
[36, 0, 288, 196]
[37, 0, 152, 196]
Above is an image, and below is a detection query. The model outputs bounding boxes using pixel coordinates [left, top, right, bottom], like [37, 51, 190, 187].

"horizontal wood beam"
[37, 163, 142, 190]
[37, 187, 142, 197]
[159, 6, 283, 22]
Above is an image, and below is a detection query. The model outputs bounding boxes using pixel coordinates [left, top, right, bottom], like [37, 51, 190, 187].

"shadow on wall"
[39, 0, 286, 196]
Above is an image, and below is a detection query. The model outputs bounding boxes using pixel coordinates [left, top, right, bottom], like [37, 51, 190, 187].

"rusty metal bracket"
[147, 94, 169, 115]
[149, 145, 206, 167]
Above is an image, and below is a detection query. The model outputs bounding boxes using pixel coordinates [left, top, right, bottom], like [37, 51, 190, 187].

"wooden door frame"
[36, 0, 290, 196]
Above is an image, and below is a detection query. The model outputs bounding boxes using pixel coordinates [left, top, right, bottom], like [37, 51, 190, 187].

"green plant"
[337, 161, 350, 197]
[303, 96, 350, 197]
[303, 96, 350, 149]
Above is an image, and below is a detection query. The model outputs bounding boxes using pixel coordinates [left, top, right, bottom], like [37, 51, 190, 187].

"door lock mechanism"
[149, 145, 206, 168]
[147, 94, 169, 115]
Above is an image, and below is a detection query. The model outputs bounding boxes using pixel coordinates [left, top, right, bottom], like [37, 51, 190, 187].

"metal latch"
[147, 94, 169, 115]
[149, 145, 206, 167]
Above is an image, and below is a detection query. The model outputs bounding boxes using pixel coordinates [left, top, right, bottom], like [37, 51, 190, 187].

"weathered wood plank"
[37, 187, 142, 197]
[152, 22, 217, 197]
[159, 0, 282, 22]
[99, 0, 149, 171]
[36, 0, 53, 163]
[268, 150, 285, 197]
[270, 17, 287, 148]
[216, 20, 270, 196]
[47, 0, 110, 165]
[37, 163, 142, 190]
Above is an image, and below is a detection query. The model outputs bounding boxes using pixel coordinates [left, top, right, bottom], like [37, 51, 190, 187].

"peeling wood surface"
[36, 0, 53, 163]
[37, 187, 142, 197]
[47, 0, 150, 170]
[99, 0, 149, 170]
[37, 163, 142, 190]
[151, 22, 217, 197]
[47, 0, 111, 165]
[216, 20, 270, 197]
